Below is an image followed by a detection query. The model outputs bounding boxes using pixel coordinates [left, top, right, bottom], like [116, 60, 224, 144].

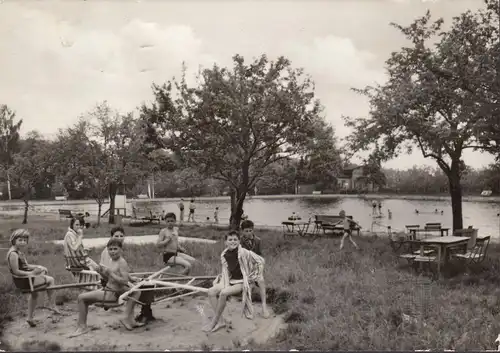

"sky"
[0, 0, 494, 170]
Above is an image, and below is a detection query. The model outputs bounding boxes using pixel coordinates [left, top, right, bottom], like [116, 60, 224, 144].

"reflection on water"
[1, 196, 500, 238]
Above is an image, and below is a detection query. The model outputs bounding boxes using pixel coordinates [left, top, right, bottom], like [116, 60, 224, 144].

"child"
[157, 212, 196, 275]
[178, 199, 185, 223]
[214, 207, 219, 224]
[203, 231, 266, 333]
[6, 229, 61, 327]
[188, 199, 196, 222]
[240, 220, 269, 318]
[68, 238, 143, 338]
[63, 217, 99, 271]
[100, 226, 156, 324]
[339, 210, 360, 250]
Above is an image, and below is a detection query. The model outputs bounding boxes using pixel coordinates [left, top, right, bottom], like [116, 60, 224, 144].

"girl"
[6, 229, 61, 327]
[63, 217, 99, 271]
[339, 210, 360, 250]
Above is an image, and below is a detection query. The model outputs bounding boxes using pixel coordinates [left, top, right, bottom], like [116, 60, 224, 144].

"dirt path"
[3, 296, 285, 351]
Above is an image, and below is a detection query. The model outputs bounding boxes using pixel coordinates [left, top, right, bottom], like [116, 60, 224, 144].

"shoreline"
[0, 193, 499, 207]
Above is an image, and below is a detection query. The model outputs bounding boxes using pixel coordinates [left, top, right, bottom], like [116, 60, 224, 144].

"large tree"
[344, 2, 499, 231]
[142, 54, 340, 228]
[9, 131, 54, 223]
[0, 105, 23, 200]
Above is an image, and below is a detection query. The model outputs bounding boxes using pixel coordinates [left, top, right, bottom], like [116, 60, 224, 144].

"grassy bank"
[2, 216, 500, 350]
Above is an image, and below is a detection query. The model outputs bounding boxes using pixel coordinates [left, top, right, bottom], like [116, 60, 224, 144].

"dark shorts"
[189, 209, 194, 214]
[163, 252, 178, 264]
[343, 229, 352, 235]
[103, 287, 125, 302]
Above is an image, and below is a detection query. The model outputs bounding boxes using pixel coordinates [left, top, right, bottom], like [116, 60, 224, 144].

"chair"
[452, 235, 490, 266]
[11, 273, 52, 294]
[64, 255, 101, 290]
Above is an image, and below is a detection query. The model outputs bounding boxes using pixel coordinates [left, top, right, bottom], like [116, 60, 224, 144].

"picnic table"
[416, 235, 487, 276]
[282, 220, 310, 238]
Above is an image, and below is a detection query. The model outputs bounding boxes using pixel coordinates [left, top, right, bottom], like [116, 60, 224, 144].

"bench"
[58, 209, 74, 220]
[314, 215, 360, 236]
[131, 207, 161, 224]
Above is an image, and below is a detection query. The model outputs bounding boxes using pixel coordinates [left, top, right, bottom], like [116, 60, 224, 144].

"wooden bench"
[131, 207, 161, 224]
[314, 215, 360, 236]
[58, 209, 74, 220]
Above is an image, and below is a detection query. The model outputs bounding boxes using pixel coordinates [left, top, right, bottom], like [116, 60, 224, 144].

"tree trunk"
[448, 164, 463, 232]
[97, 201, 102, 226]
[22, 199, 29, 224]
[229, 187, 247, 230]
[108, 183, 117, 224]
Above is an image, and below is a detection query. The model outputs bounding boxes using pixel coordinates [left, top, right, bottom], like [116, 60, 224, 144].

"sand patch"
[2, 296, 285, 351]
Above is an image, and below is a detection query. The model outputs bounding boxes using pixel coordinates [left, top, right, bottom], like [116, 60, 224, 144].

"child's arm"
[65, 231, 83, 251]
[8, 253, 41, 276]
[157, 229, 172, 248]
[347, 218, 361, 228]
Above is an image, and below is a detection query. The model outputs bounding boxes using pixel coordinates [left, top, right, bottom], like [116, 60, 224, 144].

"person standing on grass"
[240, 220, 270, 318]
[7, 229, 62, 327]
[100, 226, 156, 324]
[371, 200, 377, 216]
[178, 199, 185, 223]
[203, 231, 266, 333]
[339, 210, 360, 250]
[187, 199, 196, 222]
[63, 217, 99, 271]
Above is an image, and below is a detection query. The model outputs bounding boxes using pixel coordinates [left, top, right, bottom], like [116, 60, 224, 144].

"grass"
[1, 215, 500, 350]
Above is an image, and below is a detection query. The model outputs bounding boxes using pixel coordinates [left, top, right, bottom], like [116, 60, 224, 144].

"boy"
[240, 220, 269, 318]
[203, 231, 267, 333]
[100, 226, 156, 324]
[339, 210, 360, 250]
[178, 199, 185, 223]
[188, 199, 196, 222]
[68, 238, 143, 338]
[157, 212, 196, 275]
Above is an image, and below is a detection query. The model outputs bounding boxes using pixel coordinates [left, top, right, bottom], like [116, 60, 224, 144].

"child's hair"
[70, 217, 84, 229]
[215, 207, 219, 210]
[339, 210, 346, 217]
[110, 226, 125, 237]
[85, 212, 90, 216]
[241, 220, 254, 230]
[191, 199, 194, 202]
[165, 212, 176, 220]
[107, 238, 123, 249]
[10, 228, 30, 245]
[225, 230, 240, 240]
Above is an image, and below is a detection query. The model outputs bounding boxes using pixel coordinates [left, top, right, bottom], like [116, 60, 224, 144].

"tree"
[0, 105, 23, 200]
[142, 54, 338, 228]
[9, 131, 53, 223]
[344, 3, 499, 231]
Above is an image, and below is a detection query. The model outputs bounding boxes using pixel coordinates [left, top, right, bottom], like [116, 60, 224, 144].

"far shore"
[0, 192, 498, 207]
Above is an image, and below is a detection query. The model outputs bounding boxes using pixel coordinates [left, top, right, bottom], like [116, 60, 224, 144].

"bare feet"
[119, 318, 145, 331]
[67, 326, 90, 338]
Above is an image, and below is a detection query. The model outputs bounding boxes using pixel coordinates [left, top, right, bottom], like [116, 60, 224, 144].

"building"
[337, 164, 378, 192]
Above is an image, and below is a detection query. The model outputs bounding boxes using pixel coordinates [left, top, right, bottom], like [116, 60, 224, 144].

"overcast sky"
[0, 0, 493, 170]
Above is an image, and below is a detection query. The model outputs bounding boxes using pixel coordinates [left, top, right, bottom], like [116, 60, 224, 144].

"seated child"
[156, 212, 196, 275]
[68, 238, 143, 338]
[100, 226, 157, 324]
[203, 231, 266, 333]
[6, 229, 61, 327]
[339, 210, 360, 250]
[63, 217, 99, 271]
[240, 220, 269, 318]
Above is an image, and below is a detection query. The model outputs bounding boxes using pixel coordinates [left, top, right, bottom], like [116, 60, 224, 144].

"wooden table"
[409, 227, 450, 239]
[417, 235, 484, 276]
[282, 220, 310, 238]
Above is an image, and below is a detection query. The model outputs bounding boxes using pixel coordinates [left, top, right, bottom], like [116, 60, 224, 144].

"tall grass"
[1, 216, 500, 350]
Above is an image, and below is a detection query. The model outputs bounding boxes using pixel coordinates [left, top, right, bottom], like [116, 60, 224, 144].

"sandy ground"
[2, 295, 285, 351]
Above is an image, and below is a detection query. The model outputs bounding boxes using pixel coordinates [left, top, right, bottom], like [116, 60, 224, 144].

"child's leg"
[121, 291, 143, 330]
[204, 283, 243, 332]
[27, 292, 38, 324]
[43, 276, 61, 312]
[69, 290, 110, 337]
[349, 235, 359, 249]
[177, 252, 196, 264]
[256, 279, 270, 318]
[340, 232, 348, 249]
[168, 255, 192, 275]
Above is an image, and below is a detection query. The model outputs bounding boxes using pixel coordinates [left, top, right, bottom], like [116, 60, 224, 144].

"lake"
[2, 195, 500, 239]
